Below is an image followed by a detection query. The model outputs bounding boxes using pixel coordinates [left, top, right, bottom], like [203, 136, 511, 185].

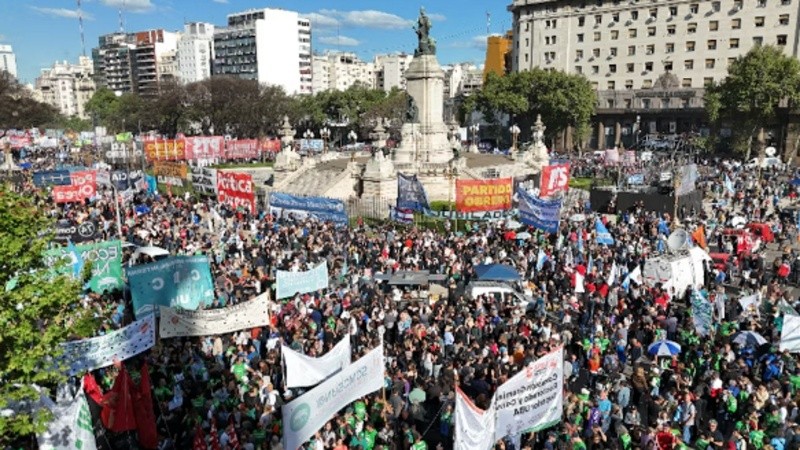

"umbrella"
[408, 387, 426, 404]
[731, 216, 747, 228]
[647, 340, 681, 357]
[732, 331, 767, 347]
[505, 220, 523, 230]
[516, 232, 532, 240]
[570, 214, 587, 223]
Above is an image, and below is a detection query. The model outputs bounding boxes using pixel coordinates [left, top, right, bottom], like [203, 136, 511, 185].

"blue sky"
[3, 0, 512, 84]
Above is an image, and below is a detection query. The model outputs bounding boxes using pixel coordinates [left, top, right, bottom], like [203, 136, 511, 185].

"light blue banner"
[276, 261, 329, 299]
[299, 139, 324, 152]
[269, 192, 348, 226]
[518, 189, 561, 233]
[127, 255, 215, 317]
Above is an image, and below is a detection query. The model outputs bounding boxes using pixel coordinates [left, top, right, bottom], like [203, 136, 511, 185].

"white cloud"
[30, 6, 94, 20]
[428, 13, 447, 22]
[450, 35, 489, 49]
[319, 35, 360, 47]
[100, 0, 154, 13]
[306, 9, 412, 30]
[211, 0, 228, 3]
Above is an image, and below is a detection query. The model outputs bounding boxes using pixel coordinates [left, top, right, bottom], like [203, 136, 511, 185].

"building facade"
[484, 33, 512, 79]
[213, 8, 312, 95]
[311, 52, 375, 93]
[177, 22, 215, 84]
[373, 53, 413, 92]
[0, 44, 18, 79]
[35, 56, 96, 119]
[92, 30, 179, 96]
[509, 0, 800, 150]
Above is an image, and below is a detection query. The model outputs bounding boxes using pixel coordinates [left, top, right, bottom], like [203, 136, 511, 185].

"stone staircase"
[274, 166, 350, 197]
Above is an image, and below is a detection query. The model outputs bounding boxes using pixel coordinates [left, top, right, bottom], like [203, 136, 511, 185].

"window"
[578, 16, 586, 26]
[625, 80, 634, 89]
[667, 25, 676, 35]
[780, 14, 790, 25]
[646, 44, 655, 55]
[705, 58, 715, 69]
[607, 82, 616, 91]
[733, 0, 743, 9]
[610, 47, 618, 56]
[578, 33, 584, 42]
[712, 1, 721, 12]
[609, 64, 617, 73]
[758, 0, 767, 7]
[778, 34, 788, 45]
[649, 8, 658, 19]
[669, 6, 678, 16]
[642, 98, 651, 109]
[595, 14, 602, 24]
[594, 32, 601, 41]
[664, 61, 673, 71]
[625, 99, 632, 108]
[628, 45, 636, 56]
[593, 48, 601, 57]
[666, 43, 674, 53]
[607, 99, 615, 108]
[731, 18, 741, 29]
[627, 63, 635, 72]
[591, 82, 599, 90]
[645, 61, 653, 71]
[643, 80, 653, 89]
[629, 28, 637, 38]
[783, 0, 792, 5]
[684, 59, 694, 70]
[576, 49, 584, 59]
[730, 38, 739, 48]
[592, 65, 599, 74]
[709, 21, 718, 31]
[686, 41, 696, 51]
[754, 36, 764, 45]
[688, 23, 697, 33]
[611, 30, 619, 40]
[690, 3, 699, 14]
[755, 16, 765, 27]
[647, 27, 656, 36]
[612, 13, 620, 22]
[661, 99, 670, 109]
[704, 77, 714, 86]
[576, 65, 583, 74]
[631, 10, 639, 20]
[708, 39, 717, 50]
[728, 57, 736, 66]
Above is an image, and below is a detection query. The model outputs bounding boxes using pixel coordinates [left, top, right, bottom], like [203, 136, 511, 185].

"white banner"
[282, 337, 352, 388]
[739, 294, 760, 311]
[282, 345, 384, 450]
[455, 387, 496, 450]
[61, 316, 156, 376]
[781, 314, 800, 353]
[159, 293, 270, 338]
[276, 261, 329, 299]
[494, 347, 563, 441]
[38, 389, 97, 450]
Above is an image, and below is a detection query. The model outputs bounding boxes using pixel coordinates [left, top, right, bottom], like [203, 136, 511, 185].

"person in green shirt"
[354, 400, 368, 422]
[411, 436, 428, 450]
[440, 404, 453, 437]
[230, 356, 252, 382]
[362, 423, 378, 450]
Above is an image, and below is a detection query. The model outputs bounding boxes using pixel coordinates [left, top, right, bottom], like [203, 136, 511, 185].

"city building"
[508, 0, 800, 152]
[373, 53, 413, 92]
[213, 8, 312, 95]
[92, 29, 179, 96]
[177, 22, 215, 84]
[443, 63, 484, 98]
[92, 33, 135, 94]
[34, 56, 96, 119]
[311, 52, 375, 93]
[0, 44, 17, 78]
[484, 33, 512, 79]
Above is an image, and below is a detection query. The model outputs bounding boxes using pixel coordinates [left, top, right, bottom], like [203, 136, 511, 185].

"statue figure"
[532, 114, 546, 147]
[414, 8, 436, 56]
[405, 95, 419, 123]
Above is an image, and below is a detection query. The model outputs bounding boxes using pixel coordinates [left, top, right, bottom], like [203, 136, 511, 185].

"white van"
[466, 281, 533, 309]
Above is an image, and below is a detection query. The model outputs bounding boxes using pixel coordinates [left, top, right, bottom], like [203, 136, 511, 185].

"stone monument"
[394, 8, 452, 166]
[524, 114, 550, 168]
[274, 115, 300, 172]
[0, 142, 19, 171]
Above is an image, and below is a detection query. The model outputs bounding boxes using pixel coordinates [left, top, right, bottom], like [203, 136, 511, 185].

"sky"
[2, 0, 513, 84]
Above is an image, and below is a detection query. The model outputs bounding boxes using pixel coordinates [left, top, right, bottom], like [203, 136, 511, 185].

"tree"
[0, 187, 94, 443]
[0, 71, 60, 129]
[705, 45, 800, 159]
[84, 87, 120, 126]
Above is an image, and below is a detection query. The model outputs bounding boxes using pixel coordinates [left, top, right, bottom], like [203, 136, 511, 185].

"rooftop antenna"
[77, 0, 86, 57]
[119, 0, 125, 33]
[486, 11, 491, 35]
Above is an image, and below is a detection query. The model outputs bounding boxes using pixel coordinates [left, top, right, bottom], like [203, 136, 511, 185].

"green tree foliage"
[0, 187, 94, 442]
[705, 45, 800, 158]
[0, 72, 60, 129]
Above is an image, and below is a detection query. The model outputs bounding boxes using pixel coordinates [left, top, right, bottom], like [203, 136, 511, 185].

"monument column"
[596, 122, 605, 150]
[614, 122, 622, 147]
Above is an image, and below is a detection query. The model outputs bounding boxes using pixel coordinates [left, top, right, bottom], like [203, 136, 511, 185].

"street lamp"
[320, 127, 331, 153]
[469, 123, 480, 153]
[348, 130, 358, 145]
[447, 166, 460, 232]
[509, 124, 521, 153]
[303, 129, 315, 140]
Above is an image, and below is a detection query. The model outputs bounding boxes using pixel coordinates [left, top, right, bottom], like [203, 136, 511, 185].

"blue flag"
[577, 230, 584, 252]
[724, 174, 735, 195]
[397, 173, 430, 211]
[67, 241, 84, 278]
[595, 219, 614, 245]
[587, 254, 594, 273]
[536, 249, 548, 272]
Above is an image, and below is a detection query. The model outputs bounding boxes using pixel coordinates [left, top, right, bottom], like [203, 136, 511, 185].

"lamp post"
[348, 130, 358, 145]
[320, 126, 331, 153]
[447, 166, 460, 232]
[469, 123, 480, 153]
[303, 129, 315, 155]
[509, 123, 521, 154]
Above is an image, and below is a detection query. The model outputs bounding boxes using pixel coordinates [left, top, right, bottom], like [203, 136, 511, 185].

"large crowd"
[11, 147, 800, 450]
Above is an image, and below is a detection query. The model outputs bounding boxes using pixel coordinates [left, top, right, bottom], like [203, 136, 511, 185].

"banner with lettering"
[34, 170, 72, 187]
[61, 315, 155, 376]
[127, 255, 215, 318]
[539, 163, 570, 198]
[217, 171, 255, 214]
[184, 136, 225, 160]
[225, 139, 260, 160]
[53, 170, 97, 203]
[143, 139, 186, 161]
[494, 347, 563, 441]
[455, 387, 496, 450]
[159, 293, 270, 338]
[276, 261, 329, 299]
[261, 138, 282, 153]
[518, 189, 561, 234]
[455, 178, 513, 212]
[37, 388, 97, 450]
[282, 336, 352, 388]
[269, 193, 349, 227]
[54, 219, 100, 243]
[153, 161, 188, 187]
[45, 240, 124, 293]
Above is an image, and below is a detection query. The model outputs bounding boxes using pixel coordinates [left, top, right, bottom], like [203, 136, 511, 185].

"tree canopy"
[0, 72, 60, 130]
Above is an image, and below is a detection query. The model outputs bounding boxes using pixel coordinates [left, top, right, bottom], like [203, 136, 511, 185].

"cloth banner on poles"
[217, 171, 255, 214]
[184, 136, 225, 160]
[45, 240, 124, 293]
[518, 188, 561, 233]
[691, 289, 713, 337]
[127, 255, 216, 318]
[275, 262, 329, 299]
[282, 345, 384, 450]
[61, 315, 155, 376]
[539, 163, 570, 198]
[455, 386, 496, 450]
[494, 347, 564, 441]
[269, 192, 349, 227]
[282, 336, 352, 388]
[37, 385, 97, 450]
[225, 139, 260, 160]
[595, 219, 615, 245]
[676, 164, 698, 196]
[397, 173, 430, 211]
[159, 293, 271, 338]
[455, 178, 513, 212]
[780, 314, 800, 353]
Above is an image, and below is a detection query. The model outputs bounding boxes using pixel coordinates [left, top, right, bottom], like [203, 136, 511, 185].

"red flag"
[226, 421, 240, 450]
[133, 362, 159, 449]
[101, 366, 137, 432]
[83, 373, 104, 404]
[209, 418, 221, 450]
[192, 424, 206, 450]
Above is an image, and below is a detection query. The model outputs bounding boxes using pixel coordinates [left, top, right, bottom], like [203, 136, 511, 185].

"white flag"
[38, 388, 97, 450]
[607, 261, 618, 286]
[455, 387, 496, 450]
[282, 336, 352, 388]
[781, 314, 800, 353]
[282, 345, 384, 450]
[574, 272, 585, 293]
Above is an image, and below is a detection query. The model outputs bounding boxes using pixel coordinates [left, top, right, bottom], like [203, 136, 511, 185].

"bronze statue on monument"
[414, 8, 436, 56]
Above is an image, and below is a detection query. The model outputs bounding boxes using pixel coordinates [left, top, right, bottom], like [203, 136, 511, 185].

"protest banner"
[282, 345, 384, 450]
[33, 170, 72, 187]
[127, 255, 215, 317]
[691, 289, 713, 337]
[184, 136, 225, 160]
[153, 162, 188, 187]
[539, 163, 570, 198]
[397, 173, 430, 211]
[518, 189, 561, 233]
[225, 139, 260, 160]
[780, 314, 800, 353]
[61, 315, 155, 376]
[53, 219, 99, 243]
[275, 261, 329, 299]
[269, 192, 348, 226]
[159, 293, 270, 338]
[217, 171, 255, 214]
[282, 337, 351, 388]
[455, 387, 496, 450]
[37, 388, 96, 450]
[455, 178, 513, 212]
[494, 347, 563, 441]
[143, 139, 186, 161]
[260, 138, 282, 153]
[45, 240, 124, 293]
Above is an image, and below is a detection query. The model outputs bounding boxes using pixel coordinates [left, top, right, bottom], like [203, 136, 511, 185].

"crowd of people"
[12, 149, 800, 450]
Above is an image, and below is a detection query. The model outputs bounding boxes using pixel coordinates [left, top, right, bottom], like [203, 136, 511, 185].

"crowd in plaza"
[14, 148, 800, 450]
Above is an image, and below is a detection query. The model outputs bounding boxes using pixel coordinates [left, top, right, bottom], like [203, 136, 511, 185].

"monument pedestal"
[361, 151, 397, 199]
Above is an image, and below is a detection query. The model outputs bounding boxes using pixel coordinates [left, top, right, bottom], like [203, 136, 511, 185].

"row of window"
[601, 98, 693, 111]
[575, 56, 748, 75]
[576, 0, 791, 26]
[591, 77, 715, 91]
[572, 35, 787, 60]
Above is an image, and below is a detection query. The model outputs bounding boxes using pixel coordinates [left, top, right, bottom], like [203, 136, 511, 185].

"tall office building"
[0, 44, 18, 78]
[373, 53, 414, 92]
[311, 52, 375, 93]
[484, 33, 512, 79]
[92, 29, 179, 96]
[213, 8, 312, 95]
[509, 0, 800, 149]
[35, 56, 96, 119]
[177, 22, 215, 84]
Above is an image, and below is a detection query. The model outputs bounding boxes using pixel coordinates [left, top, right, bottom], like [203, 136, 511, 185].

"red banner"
[226, 139, 260, 160]
[143, 139, 186, 161]
[217, 171, 255, 214]
[53, 170, 97, 203]
[539, 163, 570, 198]
[455, 178, 513, 212]
[184, 136, 225, 160]
[53, 185, 85, 203]
[260, 138, 281, 153]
